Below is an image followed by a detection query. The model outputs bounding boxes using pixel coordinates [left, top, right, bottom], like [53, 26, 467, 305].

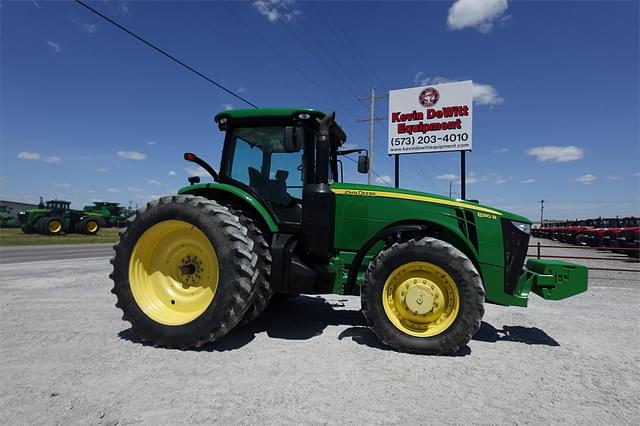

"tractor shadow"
[472, 322, 560, 347]
[119, 295, 366, 352]
[118, 299, 559, 353]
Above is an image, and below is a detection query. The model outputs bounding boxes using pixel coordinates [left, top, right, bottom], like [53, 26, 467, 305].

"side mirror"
[357, 155, 369, 174]
[283, 127, 303, 152]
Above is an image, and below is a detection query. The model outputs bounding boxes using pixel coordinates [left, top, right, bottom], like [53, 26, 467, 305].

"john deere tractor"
[83, 201, 131, 228]
[111, 108, 588, 354]
[18, 199, 104, 235]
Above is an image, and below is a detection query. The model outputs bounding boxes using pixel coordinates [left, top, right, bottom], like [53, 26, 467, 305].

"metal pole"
[460, 151, 466, 200]
[368, 86, 375, 185]
[394, 154, 399, 188]
[540, 200, 544, 227]
[449, 180, 452, 198]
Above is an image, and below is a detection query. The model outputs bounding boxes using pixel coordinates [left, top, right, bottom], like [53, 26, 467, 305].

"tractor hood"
[330, 183, 531, 224]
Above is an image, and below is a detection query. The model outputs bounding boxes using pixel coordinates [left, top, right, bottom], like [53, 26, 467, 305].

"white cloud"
[472, 83, 504, 106]
[96, 167, 108, 173]
[607, 176, 623, 181]
[437, 173, 459, 181]
[45, 156, 62, 163]
[520, 179, 536, 184]
[447, 0, 509, 33]
[375, 175, 392, 185]
[493, 175, 511, 184]
[82, 23, 98, 33]
[106, 188, 122, 193]
[118, 150, 146, 160]
[222, 103, 233, 111]
[186, 166, 209, 177]
[253, 0, 301, 23]
[147, 179, 162, 186]
[47, 41, 62, 53]
[237, 87, 246, 93]
[494, 147, 509, 153]
[146, 141, 157, 146]
[17, 152, 41, 160]
[414, 74, 451, 86]
[341, 143, 360, 150]
[413, 74, 504, 106]
[575, 174, 596, 185]
[168, 170, 177, 176]
[527, 146, 584, 162]
[634, 172, 640, 177]
[88, 190, 96, 193]
[465, 172, 486, 184]
[52, 182, 71, 188]
[127, 187, 144, 192]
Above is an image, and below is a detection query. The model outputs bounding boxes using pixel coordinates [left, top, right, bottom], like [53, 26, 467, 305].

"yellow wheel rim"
[128, 220, 219, 326]
[48, 220, 62, 233]
[86, 220, 98, 233]
[382, 261, 460, 337]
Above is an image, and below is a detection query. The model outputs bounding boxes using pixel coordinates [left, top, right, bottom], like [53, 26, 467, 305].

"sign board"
[388, 80, 473, 155]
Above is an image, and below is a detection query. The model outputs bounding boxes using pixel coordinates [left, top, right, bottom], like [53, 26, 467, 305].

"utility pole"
[358, 86, 385, 185]
[449, 181, 452, 198]
[540, 200, 544, 226]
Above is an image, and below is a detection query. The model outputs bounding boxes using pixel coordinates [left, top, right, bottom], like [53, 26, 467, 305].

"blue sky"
[1, 0, 638, 220]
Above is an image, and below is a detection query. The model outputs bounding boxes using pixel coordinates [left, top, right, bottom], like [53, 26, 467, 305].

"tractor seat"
[269, 170, 293, 206]
[248, 167, 269, 199]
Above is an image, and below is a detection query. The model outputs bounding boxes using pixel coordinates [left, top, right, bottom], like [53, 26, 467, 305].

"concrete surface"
[0, 241, 638, 424]
[0, 243, 114, 265]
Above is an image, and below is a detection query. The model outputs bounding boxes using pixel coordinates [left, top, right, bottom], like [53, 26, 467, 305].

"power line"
[74, 0, 258, 108]
[216, 3, 361, 121]
[280, 20, 366, 111]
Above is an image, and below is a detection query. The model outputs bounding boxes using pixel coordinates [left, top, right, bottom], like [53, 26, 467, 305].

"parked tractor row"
[17, 198, 134, 236]
[532, 217, 640, 257]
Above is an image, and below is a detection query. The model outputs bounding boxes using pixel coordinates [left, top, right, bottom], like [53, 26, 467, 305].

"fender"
[178, 182, 279, 233]
[344, 220, 480, 295]
[345, 224, 425, 294]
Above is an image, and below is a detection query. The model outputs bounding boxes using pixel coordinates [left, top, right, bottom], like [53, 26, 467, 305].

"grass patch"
[0, 228, 120, 246]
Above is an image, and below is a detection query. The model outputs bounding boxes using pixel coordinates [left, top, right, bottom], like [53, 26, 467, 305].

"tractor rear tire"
[231, 210, 273, 325]
[362, 237, 484, 355]
[44, 217, 64, 235]
[110, 195, 259, 348]
[34, 218, 48, 234]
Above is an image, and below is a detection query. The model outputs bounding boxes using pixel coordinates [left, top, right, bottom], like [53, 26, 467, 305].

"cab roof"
[214, 108, 326, 123]
[214, 107, 347, 145]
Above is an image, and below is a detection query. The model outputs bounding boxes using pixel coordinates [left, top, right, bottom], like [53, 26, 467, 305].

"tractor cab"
[213, 109, 354, 225]
[46, 200, 71, 213]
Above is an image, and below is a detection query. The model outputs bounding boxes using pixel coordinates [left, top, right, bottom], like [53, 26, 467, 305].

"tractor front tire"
[110, 195, 258, 348]
[362, 237, 484, 355]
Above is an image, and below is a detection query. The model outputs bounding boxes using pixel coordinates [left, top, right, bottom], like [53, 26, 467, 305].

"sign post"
[388, 80, 473, 198]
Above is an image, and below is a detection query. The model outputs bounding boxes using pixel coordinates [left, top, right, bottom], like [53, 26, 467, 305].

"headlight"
[511, 221, 531, 234]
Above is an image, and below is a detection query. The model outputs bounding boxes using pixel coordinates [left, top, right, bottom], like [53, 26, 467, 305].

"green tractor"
[0, 205, 21, 228]
[18, 198, 104, 235]
[111, 108, 588, 354]
[83, 201, 131, 228]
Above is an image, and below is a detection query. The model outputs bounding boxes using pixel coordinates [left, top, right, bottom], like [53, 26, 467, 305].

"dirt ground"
[0, 240, 638, 425]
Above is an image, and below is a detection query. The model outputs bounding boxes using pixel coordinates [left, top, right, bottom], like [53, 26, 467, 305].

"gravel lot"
[1, 239, 638, 425]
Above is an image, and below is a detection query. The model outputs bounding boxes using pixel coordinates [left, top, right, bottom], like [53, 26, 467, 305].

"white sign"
[388, 80, 473, 155]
